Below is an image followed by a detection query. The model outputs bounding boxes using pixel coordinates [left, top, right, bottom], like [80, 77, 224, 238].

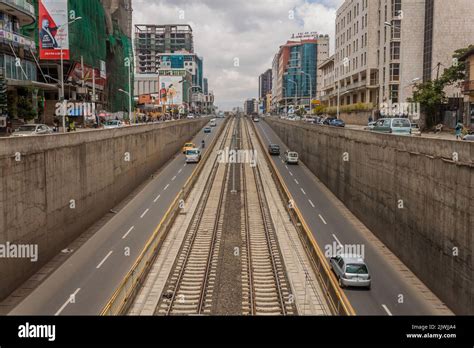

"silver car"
[284, 151, 299, 165]
[12, 124, 53, 137]
[330, 254, 371, 289]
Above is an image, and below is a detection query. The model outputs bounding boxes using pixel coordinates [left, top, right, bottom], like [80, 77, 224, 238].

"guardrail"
[101, 117, 229, 315]
[250, 118, 356, 316]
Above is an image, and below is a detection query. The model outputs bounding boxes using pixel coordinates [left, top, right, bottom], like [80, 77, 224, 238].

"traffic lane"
[256, 121, 436, 315]
[10, 119, 224, 315]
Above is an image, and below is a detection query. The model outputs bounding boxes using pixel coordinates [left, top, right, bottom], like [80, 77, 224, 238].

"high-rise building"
[244, 98, 258, 115]
[332, 0, 474, 118]
[259, 69, 272, 113]
[271, 33, 329, 113]
[203, 78, 209, 95]
[135, 24, 194, 74]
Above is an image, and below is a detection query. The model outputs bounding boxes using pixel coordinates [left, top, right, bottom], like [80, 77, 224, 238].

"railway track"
[155, 118, 234, 315]
[241, 118, 296, 315]
[155, 116, 296, 315]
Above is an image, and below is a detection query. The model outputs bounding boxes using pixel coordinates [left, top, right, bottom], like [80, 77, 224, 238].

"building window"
[390, 63, 400, 81]
[390, 84, 399, 103]
[391, 42, 400, 60]
[392, 0, 402, 17]
[392, 20, 401, 39]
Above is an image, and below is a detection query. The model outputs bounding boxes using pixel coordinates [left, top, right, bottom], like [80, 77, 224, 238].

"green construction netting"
[22, 0, 132, 112]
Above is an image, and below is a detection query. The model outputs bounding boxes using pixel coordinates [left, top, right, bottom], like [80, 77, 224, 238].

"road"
[9, 118, 225, 315]
[254, 119, 450, 316]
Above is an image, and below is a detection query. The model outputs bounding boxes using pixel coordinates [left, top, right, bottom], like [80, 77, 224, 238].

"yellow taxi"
[182, 142, 196, 154]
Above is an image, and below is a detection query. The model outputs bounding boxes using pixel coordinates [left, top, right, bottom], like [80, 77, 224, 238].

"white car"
[284, 151, 299, 165]
[187, 114, 195, 119]
[12, 124, 53, 137]
[103, 120, 123, 129]
[185, 148, 201, 163]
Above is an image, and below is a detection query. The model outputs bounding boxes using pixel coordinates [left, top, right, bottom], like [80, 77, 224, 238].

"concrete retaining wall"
[0, 119, 208, 299]
[266, 118, 474, 314]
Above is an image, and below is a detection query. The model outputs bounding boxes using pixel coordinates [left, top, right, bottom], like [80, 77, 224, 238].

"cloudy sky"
[133, 0, 344, 111]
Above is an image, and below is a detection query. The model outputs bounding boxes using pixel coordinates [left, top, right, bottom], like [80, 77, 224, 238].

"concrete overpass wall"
[0, 119, 207, 299]
[266, 118, 473, 314]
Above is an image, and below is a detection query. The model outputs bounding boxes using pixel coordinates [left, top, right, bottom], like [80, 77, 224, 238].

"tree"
[409, 45, 473, 128]
[313, 105, 326, 115]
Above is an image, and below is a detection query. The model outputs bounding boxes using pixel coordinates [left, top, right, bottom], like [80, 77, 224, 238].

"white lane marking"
[382, 305, 393, 316]
[164, 184, 170, 191]
[281, 159, 285, 163]
[320, 215, 328, 225]
[285, 165, 289, 170]
[308, 199, 315, 208]
[55, 288, 81, 316]
[184, 163, 187, 167]
[154, 194, 161, 203]
[289, 172, 294, 176]
[122, 226, 134, 239]
[178, 168, 183, 174]
[140, 208, 150, 218]
[300, 188, 306, 195]
[294, 179, 299, 185]
[96, 251, 113, 269]
[172, 176, 177, 181]
[332, 234, 343, 247]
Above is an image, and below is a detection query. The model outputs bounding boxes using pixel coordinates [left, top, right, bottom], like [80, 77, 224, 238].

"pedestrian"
[455, 122, 463, 140]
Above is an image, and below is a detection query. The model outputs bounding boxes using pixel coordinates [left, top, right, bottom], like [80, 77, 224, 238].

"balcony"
[0, 0, 35, 25]
[462, 80, 474, 94]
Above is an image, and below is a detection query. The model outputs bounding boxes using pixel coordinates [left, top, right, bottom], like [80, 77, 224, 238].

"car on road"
[371, 118, 412, 135]
[253, 116, 260, 122]
[330, 254, 371, 290]
[329, 118, 346, 127]
[103, 120, 124, 129]
[411, 123, 422, 136]
[187, 114, 195, 119]
[185, 148, 201, 163]
[182, 142, 196, 154]
[463, 133, 474, 141]
[204, 127, 212, 134]
[284, 150, 299, 165]
[268, 144, 281, 156]
[12, 124, 53, 137]
[210, 119, 217, 127]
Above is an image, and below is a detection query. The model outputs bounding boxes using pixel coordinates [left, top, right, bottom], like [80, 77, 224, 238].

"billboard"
[158, 76, 184, 106]
[39, 0, 69, 60]
[68, 63, 106, 90]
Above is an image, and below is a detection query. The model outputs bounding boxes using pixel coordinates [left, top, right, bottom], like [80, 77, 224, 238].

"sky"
[133, 0, 344, 111]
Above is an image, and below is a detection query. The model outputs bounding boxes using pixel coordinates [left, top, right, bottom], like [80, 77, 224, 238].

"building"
[244, 98, 258, 115]
[332, 0, 474, 123]
[203, 77, 208, 95]
[0, 0, 40, 131]
[319, 55, 336, 107]
[271, 33, 329, 113]
[460, 47, 474, 128]
[134, 24, 193, 74]
[258, 69, 272, 114]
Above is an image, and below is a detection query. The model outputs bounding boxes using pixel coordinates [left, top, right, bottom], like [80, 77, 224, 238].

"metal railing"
[251, 119, 356, 316]
[101, 117, 228, 315]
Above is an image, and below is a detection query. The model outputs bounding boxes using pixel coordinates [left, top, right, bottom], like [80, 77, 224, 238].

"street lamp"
[337, 83, 350, 119]
[298, 70, 313, 115]
[58, 17, 82, 133]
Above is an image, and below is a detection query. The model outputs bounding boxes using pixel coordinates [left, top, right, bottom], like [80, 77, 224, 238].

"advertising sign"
[158, 76, 183, 106]
[68, 63, 106, 90]
[39, 0, 69, 60]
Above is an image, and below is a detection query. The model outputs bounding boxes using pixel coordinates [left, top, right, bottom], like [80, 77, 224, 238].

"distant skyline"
[133, 0, 344, 111]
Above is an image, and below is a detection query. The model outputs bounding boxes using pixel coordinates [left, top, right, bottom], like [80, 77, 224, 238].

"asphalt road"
[10, 118, 225, 315]
[254, 119, 445, 316]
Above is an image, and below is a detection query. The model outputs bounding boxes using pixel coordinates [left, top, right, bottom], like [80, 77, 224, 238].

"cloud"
[133, 0, 342, 110]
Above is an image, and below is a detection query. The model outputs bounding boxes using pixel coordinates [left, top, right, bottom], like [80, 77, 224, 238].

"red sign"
[68, 63, 106, 90]
[39, 0, 69, 60]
